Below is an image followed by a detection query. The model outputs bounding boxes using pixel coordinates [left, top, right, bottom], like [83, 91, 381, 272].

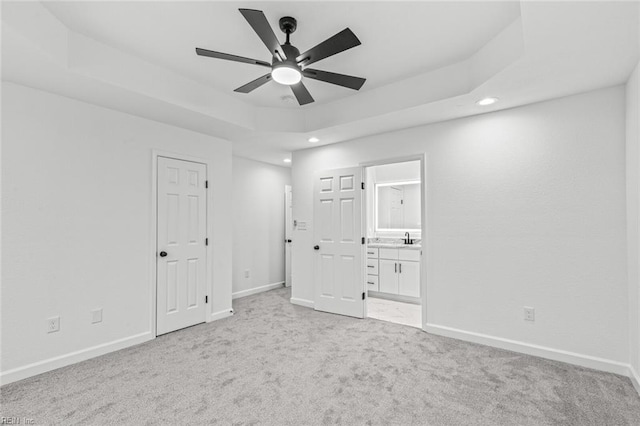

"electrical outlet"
[91, 308, 103, 324]
[244, 269, 250, 279]
[524, 307, 535, 322]
[47, 316, 60, 333]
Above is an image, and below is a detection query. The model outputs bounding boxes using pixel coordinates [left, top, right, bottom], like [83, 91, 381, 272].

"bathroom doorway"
[363, 158, 424, 328]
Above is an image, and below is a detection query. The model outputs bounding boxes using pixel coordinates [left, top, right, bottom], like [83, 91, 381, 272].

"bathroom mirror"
[375, 181, 421, 231]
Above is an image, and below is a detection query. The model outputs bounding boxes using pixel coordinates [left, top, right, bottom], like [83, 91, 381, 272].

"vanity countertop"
[367, 243, 421, 250]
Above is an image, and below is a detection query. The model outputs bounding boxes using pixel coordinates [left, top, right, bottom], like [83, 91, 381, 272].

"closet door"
[157, 156, 207, 335]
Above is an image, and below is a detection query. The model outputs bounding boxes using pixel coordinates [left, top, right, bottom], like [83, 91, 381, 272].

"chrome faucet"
[404, 232, 412, 245]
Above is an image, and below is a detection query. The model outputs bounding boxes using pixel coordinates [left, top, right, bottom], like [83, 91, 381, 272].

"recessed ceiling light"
[477, 97, 499, 106]
[283, 158, 292, 163]
[308, 137, 320, 143]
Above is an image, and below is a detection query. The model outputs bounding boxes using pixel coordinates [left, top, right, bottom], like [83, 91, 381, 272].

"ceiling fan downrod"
[279, 16, 297, 46]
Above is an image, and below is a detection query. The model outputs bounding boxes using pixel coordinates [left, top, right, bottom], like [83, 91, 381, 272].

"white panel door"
[314, 167, 364, 318]
[285, 185, 293, 287]
[157, 156, 207, 336]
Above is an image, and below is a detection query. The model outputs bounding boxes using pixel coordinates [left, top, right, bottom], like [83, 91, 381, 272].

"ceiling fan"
[195, 8, 366, 105]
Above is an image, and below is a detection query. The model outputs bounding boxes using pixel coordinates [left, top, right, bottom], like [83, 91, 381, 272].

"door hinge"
[361, 237, 365, 244]
[205, 180, 209, 189]
[361, 182, 365, 190]
[205, 238, 209, 246]
[362, 292, 366, 300]
[205, 295, 208, 303]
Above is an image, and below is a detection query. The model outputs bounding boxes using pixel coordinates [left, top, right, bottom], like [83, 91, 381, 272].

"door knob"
[159, 251, 168, 257]
[287, 239, 292, 243]
[314, 245, 320, 250]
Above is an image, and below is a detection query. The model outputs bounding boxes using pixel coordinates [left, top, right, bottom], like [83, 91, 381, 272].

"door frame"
[284, 184, 293, 288]
[360, 153, 429, 330]
[150, 149, 213, 337]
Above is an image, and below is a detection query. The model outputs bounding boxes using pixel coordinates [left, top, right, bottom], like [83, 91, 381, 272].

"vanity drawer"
[366, 275, 379, 292]
[366, 258, 379, 275]
[366, 247, 379, 258]
[399, 249, 421, 262]
[379, 248, 398, 260]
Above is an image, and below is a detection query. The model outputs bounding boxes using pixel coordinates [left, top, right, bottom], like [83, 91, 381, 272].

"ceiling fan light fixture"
[271, 64, 302, 85]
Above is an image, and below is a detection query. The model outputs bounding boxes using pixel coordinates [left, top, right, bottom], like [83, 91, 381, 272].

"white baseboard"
[629, 365, 640, 396]
[424, 323, 630, 376]
[290, 297, 314, 308]
[209, 309, 234, 322]
[0, 331, 153, 386]
[2, 309, 236, 386]
[232, 282, 284, 300]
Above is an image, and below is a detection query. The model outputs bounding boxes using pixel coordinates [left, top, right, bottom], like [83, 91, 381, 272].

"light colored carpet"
[2, 287, 640, 425]
[367, 296, 422, 328]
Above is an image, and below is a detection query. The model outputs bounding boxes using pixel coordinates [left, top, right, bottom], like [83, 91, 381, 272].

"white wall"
[232, 157, 291, 297]
[402, 183, 421, 230]
[627, 61, 640, 384]
[1, 83, 233, 382]
[372, 161, 421, 183]
[292, 86, 629, 368]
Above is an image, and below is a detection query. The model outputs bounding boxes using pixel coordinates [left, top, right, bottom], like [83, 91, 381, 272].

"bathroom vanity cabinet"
[366, 246, 421, 301]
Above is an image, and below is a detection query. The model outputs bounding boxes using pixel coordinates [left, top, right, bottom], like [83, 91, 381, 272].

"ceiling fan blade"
[290, 82, 314, 105]
[296, 28, 361, 67]
[239, 9, 285, 60]
[195, 48, 271, 68]
[302, 69, 366, 90]
[234, 74, 272, 93]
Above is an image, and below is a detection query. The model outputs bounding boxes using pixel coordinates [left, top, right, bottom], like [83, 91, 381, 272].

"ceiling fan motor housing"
[275, 43, 301, 68]
[271, 42, 302, 85]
